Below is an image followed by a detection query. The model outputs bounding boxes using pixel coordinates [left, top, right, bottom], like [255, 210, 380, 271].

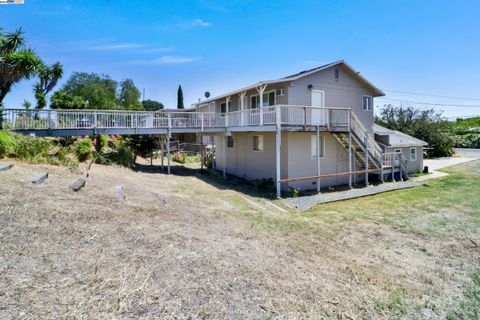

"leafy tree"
[118, 79, 143, 110]
[50, 91, 86, 109]
[142, 99, 164, 111]
[177, 85, 184, 109]
[0, 28, 43, 103]
[61, 72, 117, 109]
[33, 62, 63, 109]
[375, 105, 454, 157]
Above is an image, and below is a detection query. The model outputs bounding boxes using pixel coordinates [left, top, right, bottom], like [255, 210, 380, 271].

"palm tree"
[34, 62, 63, 109]
[0, 28, 43, 104]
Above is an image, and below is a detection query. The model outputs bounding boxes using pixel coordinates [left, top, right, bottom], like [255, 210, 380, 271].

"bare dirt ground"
[0, 159, 479, 319]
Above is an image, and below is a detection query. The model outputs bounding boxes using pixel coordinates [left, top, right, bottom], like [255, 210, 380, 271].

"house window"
[310, 135, 326, 158]
[253, 135, 263, 151]
[410, 148, 417, 161]
[275, 89, 284, 96]
[394, 148, 402, 154]
[334, 69, 339, 81]
[227, 136, 234, 149]
[362, 95, 373, 111]
[251, 91, 276, 108]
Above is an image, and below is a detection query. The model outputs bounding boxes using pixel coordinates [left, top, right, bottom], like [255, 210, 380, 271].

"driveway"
[414, 149, 479, 181]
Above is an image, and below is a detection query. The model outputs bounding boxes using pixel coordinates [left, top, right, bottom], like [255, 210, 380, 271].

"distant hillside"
[450, 117, 480, 148]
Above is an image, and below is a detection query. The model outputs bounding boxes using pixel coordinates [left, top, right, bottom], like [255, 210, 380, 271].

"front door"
[310, 90, 325, 125]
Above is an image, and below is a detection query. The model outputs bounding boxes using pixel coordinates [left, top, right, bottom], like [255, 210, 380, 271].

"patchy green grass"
[447, 270, 480, 320]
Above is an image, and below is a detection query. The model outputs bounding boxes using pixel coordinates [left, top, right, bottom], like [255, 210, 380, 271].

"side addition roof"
[373, 124, 428, 147]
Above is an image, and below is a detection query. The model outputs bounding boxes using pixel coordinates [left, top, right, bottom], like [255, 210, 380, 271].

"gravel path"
[283, 181, 424, 210]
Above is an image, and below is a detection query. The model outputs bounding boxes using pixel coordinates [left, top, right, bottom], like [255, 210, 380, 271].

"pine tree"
[177, 85, 184, 109]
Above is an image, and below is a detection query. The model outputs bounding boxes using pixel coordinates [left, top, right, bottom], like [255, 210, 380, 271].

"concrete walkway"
[413, 152, 479, 182]
[283, 181, 424, 210]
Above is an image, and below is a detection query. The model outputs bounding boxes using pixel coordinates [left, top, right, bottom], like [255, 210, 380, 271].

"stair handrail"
[349, 111, 384, 167]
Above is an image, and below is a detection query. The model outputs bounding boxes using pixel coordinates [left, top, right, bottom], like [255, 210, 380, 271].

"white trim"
[362, 95, 373, 111]
[250, 89, 276, 109]
[310, 135, 326, 159]
[410, 147, 417, 161]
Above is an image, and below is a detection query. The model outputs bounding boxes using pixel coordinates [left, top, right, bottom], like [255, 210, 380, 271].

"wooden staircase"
[332, 132, 379, 169]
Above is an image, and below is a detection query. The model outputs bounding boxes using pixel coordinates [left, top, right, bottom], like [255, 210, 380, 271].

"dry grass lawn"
[0, 158, 479, 319]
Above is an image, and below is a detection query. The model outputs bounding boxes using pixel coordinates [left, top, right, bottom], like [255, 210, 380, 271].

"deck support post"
[348, 111, 353, 189]
[239, 91, 246, 126]
[223, 134, 227, 178]
[364, 133, 369, 187]
[276, 106, 282, 199]
[256, 84, 267, 126]
[391, 154, 395, 181]
[316, 125, 321, 193]
[167, 131, 171, 174]
[212, 135, 216, 169]
[160, 137, 164, 170]
[200, 133, 204, 171]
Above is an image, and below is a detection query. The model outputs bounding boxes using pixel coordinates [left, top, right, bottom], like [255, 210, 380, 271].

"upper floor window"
[334, 69, 339, 81]
[251, 91, 276, 108]
[220, 101, 231, 115]
[362, 95, 373, 111]
[276, 89, 284, 96]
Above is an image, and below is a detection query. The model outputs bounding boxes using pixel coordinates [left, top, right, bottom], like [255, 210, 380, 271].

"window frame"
[410, 147, 417, 161]
[227, 136, 234, 149]
[362, 95, 373, 111]
[310, 135, 326, 159]
[250, 90, 276, 109]
[253, 135, 264, 152]
[394, 148, 402, 154]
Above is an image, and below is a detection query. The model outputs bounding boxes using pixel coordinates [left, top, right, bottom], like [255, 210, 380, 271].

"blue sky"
[1, 0, 480, 117]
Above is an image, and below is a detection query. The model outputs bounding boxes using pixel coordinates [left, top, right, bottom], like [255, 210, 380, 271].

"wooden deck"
[3, 105, 350, 136]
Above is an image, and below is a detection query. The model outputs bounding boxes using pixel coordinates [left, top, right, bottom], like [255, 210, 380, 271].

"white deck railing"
[2, 105, 351, 131]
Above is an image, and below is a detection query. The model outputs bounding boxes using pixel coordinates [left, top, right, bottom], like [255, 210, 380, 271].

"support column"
[167, 132, 171, 174]
[200, 133, 204, 171]
[239, 91, 246, 126]
[348, 112, 353, 189]
[276, 106, 282, 198]
[256, 84, 267, 126]
[223, 134, 227, 178]
[212, 135, 216, 169]
[316, 125, 321, 193]
[160, 137, 164, 170]
[391, 154, 395, 181]
[364, 133, 369, 187]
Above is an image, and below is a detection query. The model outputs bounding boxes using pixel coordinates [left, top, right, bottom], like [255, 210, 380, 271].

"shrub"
[104, 143, 135, 167]
[172, 151, 185, 164]
[289, 186, 300, 198]
[252, 178, 275, 193]
[76, 139, 93, 161]
[14, 135, 51, 161]
[0, 131, 16, 158]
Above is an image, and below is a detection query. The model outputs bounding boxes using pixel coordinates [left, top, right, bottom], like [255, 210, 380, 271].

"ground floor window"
[311, 135, 325, 158]
[394, 148, 402, 154]
[253, 135, 264, 151]
[410, 147, 417, 161]
[227, 136, 234, 148]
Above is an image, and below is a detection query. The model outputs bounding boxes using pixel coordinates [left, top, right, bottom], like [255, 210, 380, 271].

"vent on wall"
[334, 68, 339, 81]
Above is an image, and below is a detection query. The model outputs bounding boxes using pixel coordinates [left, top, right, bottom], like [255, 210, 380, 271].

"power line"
[382, 89, 480, 101]
[376, 98, 480, 108]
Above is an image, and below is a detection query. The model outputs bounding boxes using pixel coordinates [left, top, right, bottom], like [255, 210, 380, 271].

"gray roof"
[373, 124, 428, 147]
[192, 60, 385, 107]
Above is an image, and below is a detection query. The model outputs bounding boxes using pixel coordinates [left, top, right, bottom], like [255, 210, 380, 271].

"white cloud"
[90, 43, 147, 50]
[191, 19, 212, 27]
[132, 56, 201, 65]
[140, 47, 174, 53]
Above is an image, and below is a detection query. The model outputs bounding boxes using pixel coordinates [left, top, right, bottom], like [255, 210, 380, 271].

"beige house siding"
[287, 64, 377, 132]
[285, 132, 351, 190]
[214, 132, 282, 181]
[214, 131, 357, 191]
